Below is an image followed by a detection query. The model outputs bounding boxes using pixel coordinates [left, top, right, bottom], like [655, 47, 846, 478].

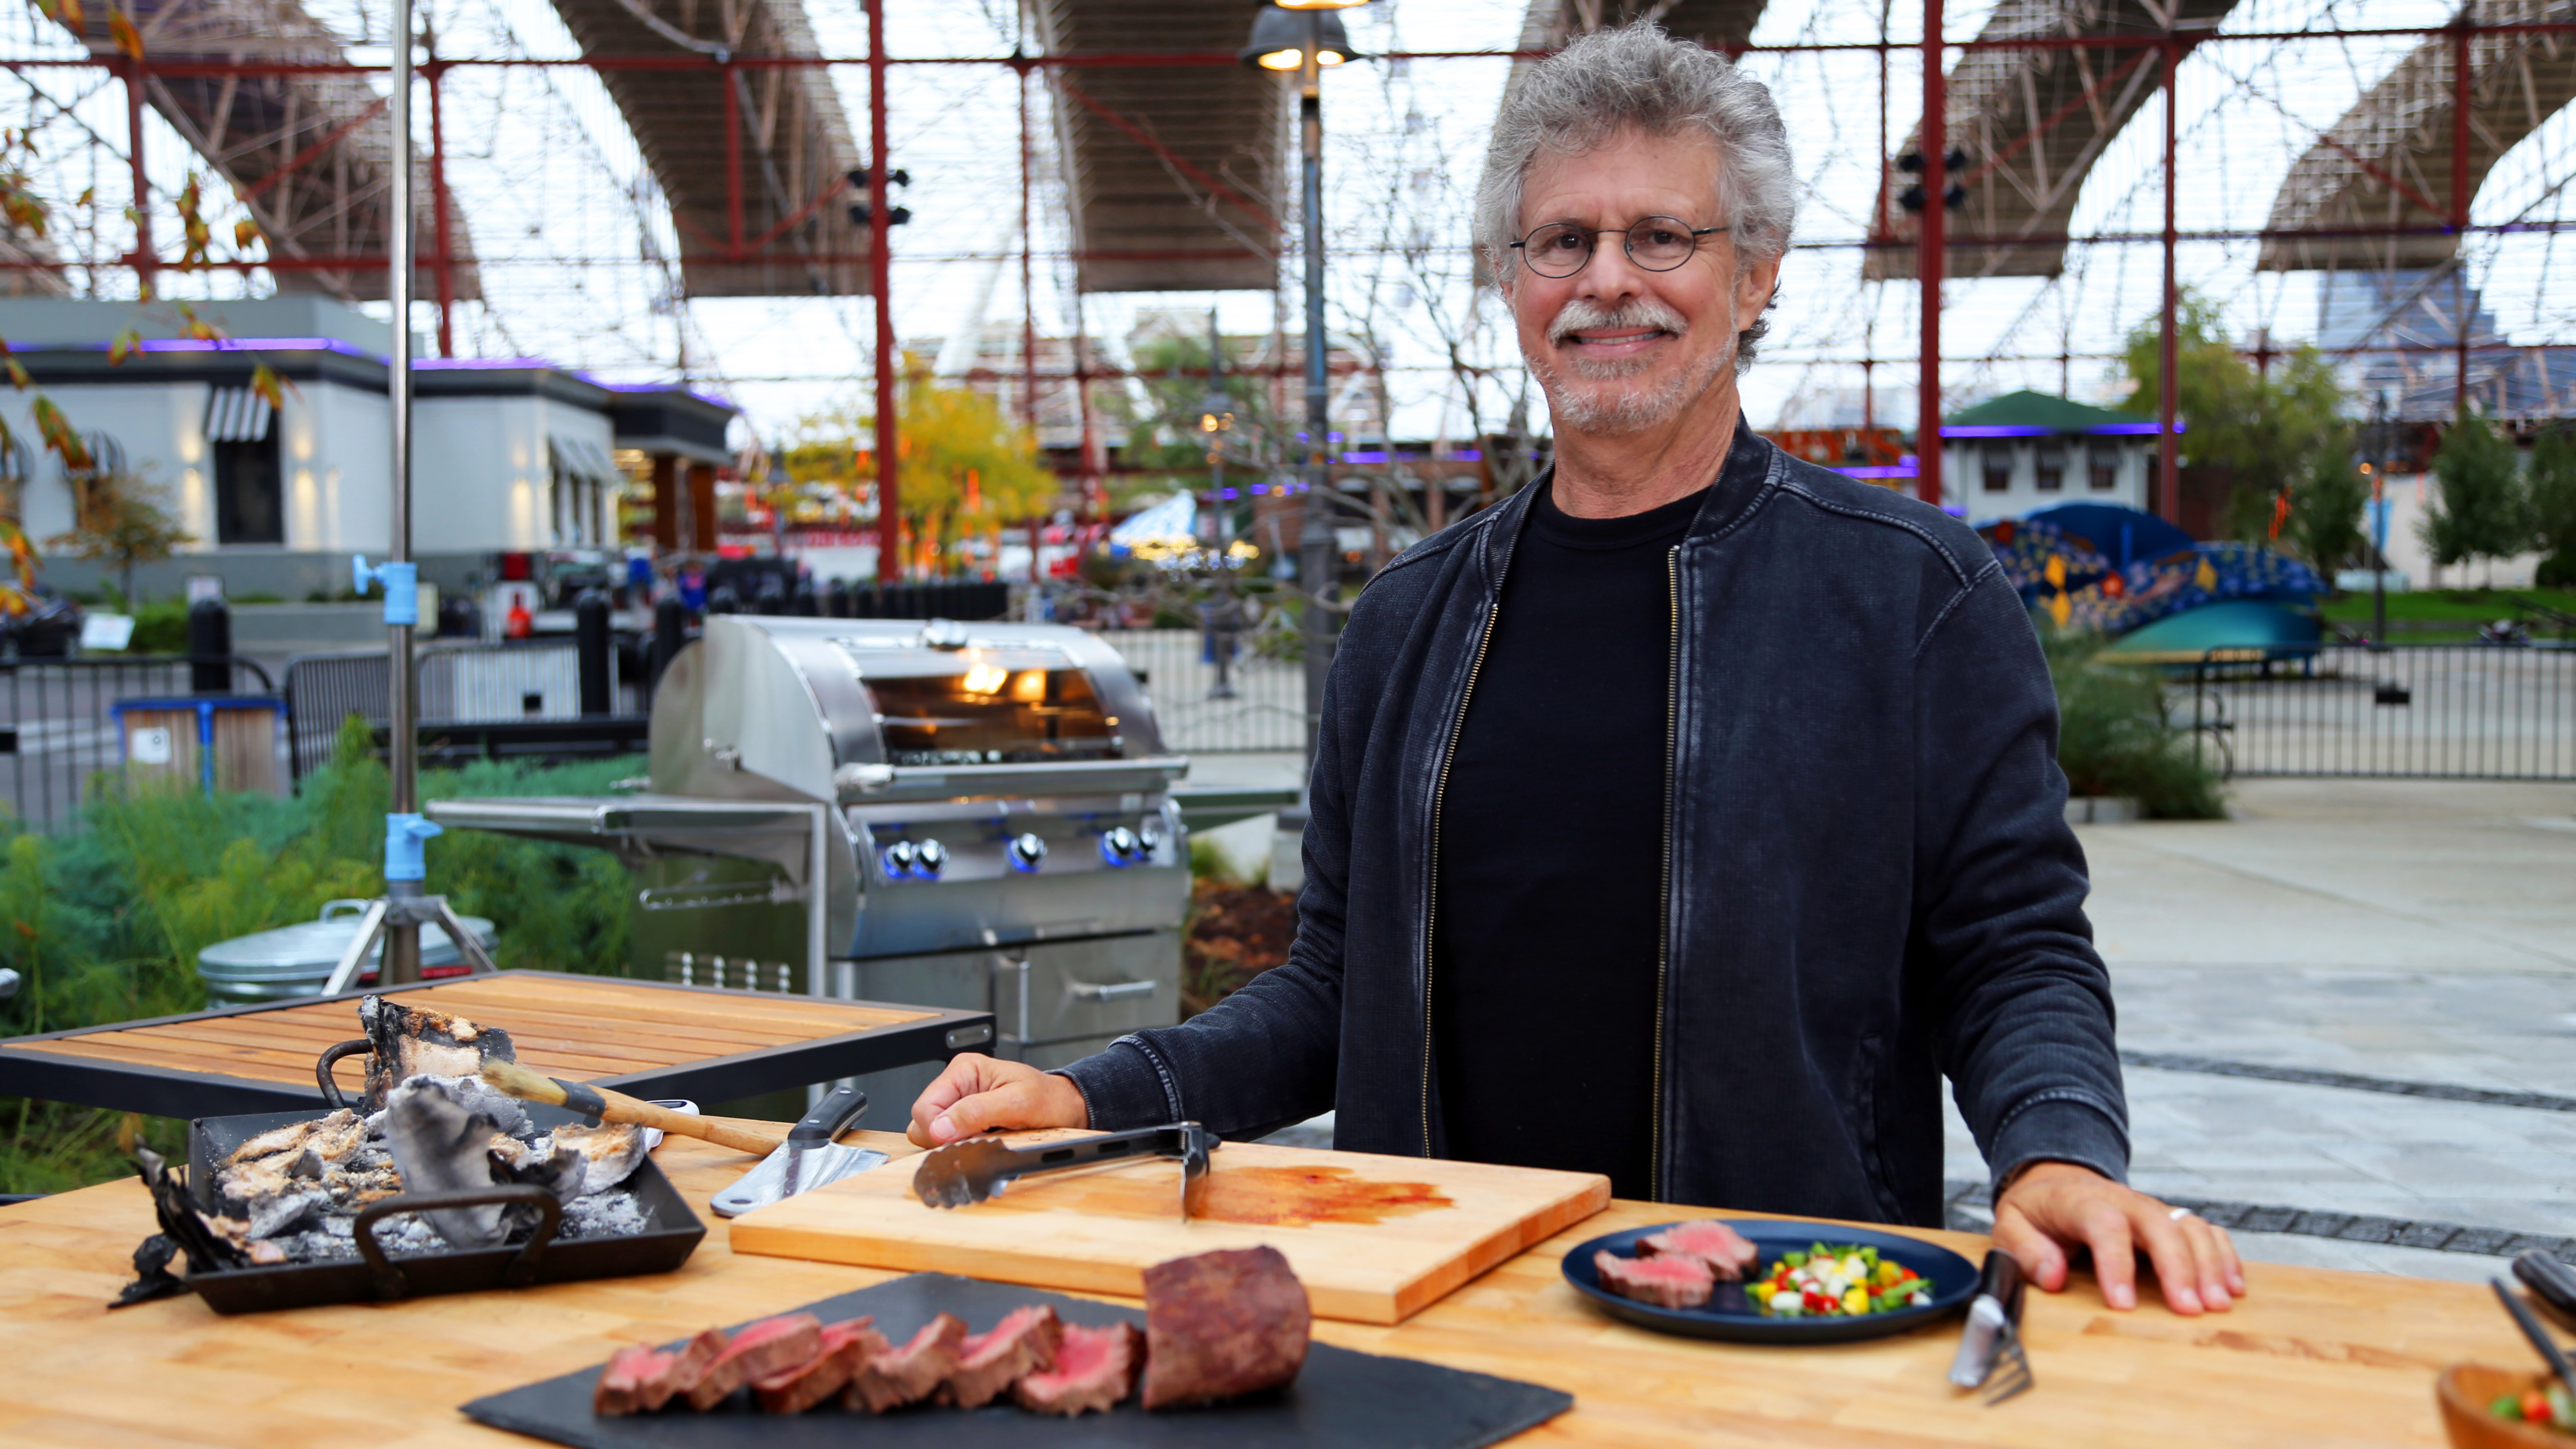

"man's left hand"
[1991, 1161, 2245, 1315]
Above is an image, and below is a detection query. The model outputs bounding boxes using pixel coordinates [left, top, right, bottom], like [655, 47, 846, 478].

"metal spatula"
[911, 1123, 1217, 1219]
[710, 1086, 885, 1218]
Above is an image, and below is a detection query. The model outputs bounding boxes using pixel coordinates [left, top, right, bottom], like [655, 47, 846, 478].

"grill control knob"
[1099, 826, 1142, 866]
[880, 840, 918, 879]
[1007, 832, 1047, 873]
[913, 838, 948, 878]
[1137, 821, 1163, 856]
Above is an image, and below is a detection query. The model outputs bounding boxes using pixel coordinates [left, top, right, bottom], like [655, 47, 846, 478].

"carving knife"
[912, 1123, 1217, 1219]
[710, 1085, 883, 1218]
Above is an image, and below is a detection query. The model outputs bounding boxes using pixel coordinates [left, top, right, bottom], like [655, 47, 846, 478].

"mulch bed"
[1181, 878, 1298, 1017]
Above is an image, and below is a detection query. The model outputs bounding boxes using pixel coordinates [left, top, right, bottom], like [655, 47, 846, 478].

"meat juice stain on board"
[963, 1163, 1455, 1226]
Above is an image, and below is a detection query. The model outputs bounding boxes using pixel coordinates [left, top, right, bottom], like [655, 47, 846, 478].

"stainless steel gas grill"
[427, 614, 1190, 1109]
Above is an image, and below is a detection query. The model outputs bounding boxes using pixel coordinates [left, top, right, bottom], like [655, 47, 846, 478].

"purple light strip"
[1940, 421, 2183, 437]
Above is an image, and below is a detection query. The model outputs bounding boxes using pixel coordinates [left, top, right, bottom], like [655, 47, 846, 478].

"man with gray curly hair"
[910, 21, 2241, 1321]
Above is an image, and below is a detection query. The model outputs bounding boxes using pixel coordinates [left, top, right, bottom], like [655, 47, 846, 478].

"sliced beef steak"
[1636, 1219, 1758, 1281]
[1141, 1245, 1312, 1410]
[752, 1317, 880, 1415]
[595, 1328, 724, 1415]
[1594, 1248, 1714, 1309]
[936, 1304, 1063, 1409]
[684, 1312, 825, 1410]
[846, 1312, 967, 1413]
[1012, 1321, 1144, 1417]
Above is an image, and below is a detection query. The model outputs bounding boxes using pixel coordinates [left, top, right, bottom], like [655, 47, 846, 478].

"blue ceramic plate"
[1562, 1220, 1979, 1343]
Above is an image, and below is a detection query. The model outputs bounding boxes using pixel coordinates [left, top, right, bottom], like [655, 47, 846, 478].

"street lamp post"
[1243, 0, 1362, 768]
[1199, 311, 1240, 701]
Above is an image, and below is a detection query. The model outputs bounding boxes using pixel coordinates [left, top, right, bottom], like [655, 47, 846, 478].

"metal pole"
[2157, 39, 2181, 527]
[1917, 0, 1944, 511]
[427, 51, 455, 358]
[869, 0, 898, 584]
[2452, 21, 2471, 418]
[1299, 18, 1333, 768]
[383, 0, 421, 985]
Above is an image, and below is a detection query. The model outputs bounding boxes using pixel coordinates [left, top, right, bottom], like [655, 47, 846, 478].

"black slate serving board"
[462, 1272, 1573, 1449]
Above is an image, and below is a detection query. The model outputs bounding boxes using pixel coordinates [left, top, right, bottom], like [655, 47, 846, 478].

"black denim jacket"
[1060, 427, 2129, 1224]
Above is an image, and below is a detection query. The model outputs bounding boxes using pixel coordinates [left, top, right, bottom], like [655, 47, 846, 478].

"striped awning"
[549, 432, 619, 485]
[204, 388, 274, 443]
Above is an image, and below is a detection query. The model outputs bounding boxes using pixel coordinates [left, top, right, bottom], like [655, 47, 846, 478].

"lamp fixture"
[1240, 5, 1359, 69]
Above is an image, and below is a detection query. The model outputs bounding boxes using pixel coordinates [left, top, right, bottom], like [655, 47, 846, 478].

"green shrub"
[0, 718, 646, 1192]
[2044, 629, 2227, 820]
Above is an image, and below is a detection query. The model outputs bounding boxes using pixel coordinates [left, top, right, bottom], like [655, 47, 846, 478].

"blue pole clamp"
[385, 813, 442, 882]
[352, 554, 420, 627]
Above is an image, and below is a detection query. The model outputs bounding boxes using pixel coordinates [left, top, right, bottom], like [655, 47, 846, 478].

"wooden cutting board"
[725, 1132, 1610, 1325]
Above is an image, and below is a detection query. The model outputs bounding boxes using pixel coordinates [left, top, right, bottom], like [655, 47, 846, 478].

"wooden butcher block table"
[0, 1124, 2540, 1449]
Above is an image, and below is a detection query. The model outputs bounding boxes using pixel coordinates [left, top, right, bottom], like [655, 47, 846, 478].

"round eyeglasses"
[1510, 217, 1729, 278]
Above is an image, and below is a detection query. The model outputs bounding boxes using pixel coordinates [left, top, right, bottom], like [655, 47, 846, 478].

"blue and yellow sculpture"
[1979, 503, 2325, 659]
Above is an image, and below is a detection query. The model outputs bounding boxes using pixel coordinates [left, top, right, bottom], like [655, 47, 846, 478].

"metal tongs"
[911, 1122, 1218, 1220]
[1947, 1249, 2034, 1405]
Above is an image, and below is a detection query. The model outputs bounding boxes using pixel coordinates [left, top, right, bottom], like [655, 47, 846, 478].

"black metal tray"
[182, 1103, 706, 1315]
[461, 1272, 1574, 1449]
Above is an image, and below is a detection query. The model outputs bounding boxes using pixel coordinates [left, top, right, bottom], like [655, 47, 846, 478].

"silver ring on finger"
[2168, 1206, 2195, 1222]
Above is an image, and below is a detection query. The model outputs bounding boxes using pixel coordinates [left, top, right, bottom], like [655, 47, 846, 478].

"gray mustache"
[1547, 298, 1688, 346]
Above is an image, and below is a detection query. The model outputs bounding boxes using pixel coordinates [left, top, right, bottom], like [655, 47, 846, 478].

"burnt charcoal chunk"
[936, 1304, 1063, 1409]
[1635, 1219, 1757, 1281]
[1013, 1321, 1144, 1417]
[1594, 1248, 1714, 1309]
[685, 1312, 824, 1410]
[359, 995, 517, 1112]
[846, 1312, 966, 1413]
[1141, 1245, 1312, 1410]
[752, 1318, 879, 1415]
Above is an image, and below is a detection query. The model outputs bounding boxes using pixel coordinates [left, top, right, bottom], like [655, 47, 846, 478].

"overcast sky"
[8, 0, 2574, 451]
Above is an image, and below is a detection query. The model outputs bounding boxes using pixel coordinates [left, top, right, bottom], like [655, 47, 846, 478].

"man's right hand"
[907, 1053, 1091, 1148]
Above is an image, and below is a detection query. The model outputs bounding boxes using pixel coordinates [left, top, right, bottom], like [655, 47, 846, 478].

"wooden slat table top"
[0, 1125, 2538, 1447]
[0, 972, 942, 1095]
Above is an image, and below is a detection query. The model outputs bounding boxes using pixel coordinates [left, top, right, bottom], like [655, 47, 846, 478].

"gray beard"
[1531, 319, 1738, 437]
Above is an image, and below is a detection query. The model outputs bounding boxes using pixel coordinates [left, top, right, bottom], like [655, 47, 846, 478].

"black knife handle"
[1978, 1249, 2027, 1324]
[2516, 1251, 2576, 1331]
[789, 1085, 869, 1147]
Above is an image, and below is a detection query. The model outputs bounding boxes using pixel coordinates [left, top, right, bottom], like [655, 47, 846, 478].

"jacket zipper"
[1422, 565, 1505, 1158]
[1653, 544, 1680, 1202]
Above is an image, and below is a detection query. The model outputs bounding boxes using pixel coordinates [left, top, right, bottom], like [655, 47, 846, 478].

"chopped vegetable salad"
[2493, 1383, 2575, 1435]
[1750, 1244, 1934, 1318]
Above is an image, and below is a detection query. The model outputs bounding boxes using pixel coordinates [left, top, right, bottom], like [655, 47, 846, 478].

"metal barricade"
[2188, 644, 2576, 781]
[0, 655, 280, 832]
[284, 642, 644, 784]
[1094, 628, 1306, 754]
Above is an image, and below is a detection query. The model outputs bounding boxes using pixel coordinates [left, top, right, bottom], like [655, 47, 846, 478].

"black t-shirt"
[1431, 474, 1710, 1201]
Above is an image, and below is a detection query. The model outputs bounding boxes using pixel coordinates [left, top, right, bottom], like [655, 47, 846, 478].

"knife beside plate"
[710, 1085, 886, 1218]
[1947, 1249, 2033, 1404]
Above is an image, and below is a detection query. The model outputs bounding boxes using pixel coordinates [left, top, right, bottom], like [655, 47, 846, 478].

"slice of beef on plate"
[1635, 1219, 1758, 1280]
[1013, 1321, 1145, 1417]
[752, 1318, 880, 1415]
[936, 1304, 1063, 1409]
[846, 1312, 967, 1413]
[595, 1327, 725, 1416]
[1140, 1245, 1313, 1411]
[1593, 1248, 1715, 1310]
[684, 1313, 825, 1411]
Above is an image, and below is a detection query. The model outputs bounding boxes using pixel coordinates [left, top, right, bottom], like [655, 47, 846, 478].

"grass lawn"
[2318, 587, 2576, 640]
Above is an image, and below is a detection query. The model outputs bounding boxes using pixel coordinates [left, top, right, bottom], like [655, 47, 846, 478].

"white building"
[0, 297, 730, 598]
[1941, 389, 2161, 526]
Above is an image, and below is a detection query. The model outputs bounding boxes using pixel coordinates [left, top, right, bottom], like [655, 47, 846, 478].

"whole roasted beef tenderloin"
[845, 1312, 966, 1413]
[1012, 1321, 1144, 1417]
[1635, 1219, 1758, 1281]
[1141, 1245, 1312, 1410]
[936, 1304, 1062, 1409]
[1594, 1248, 1714, 1309]
[752, 1317, 880, 1415]
[685, 1313, 824, 1410]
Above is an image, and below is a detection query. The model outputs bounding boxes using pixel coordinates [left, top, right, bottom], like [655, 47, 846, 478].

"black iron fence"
[2186, 645, 2576, 781]
[0, 654, 280, 833]
[1097, 628, 1306, 754]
